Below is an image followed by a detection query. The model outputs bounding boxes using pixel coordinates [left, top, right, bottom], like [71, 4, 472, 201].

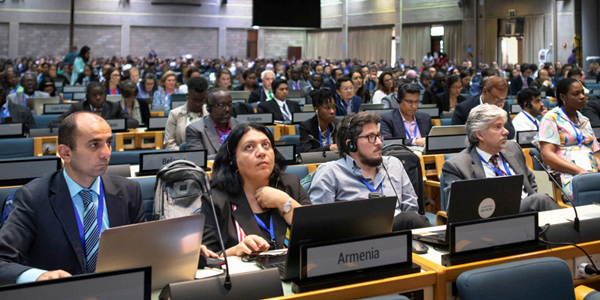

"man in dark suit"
[301, 73, 323, 105]
[299, 88, 340, 152]
[334, 77, 362, 116]
[452, 76, 516, 139]
[323, 67, 342, 92]
[0, 78, 36, 129]
[287, 66, 306, 91]
[257, 79, 301, 124]
[0, 112, 145, 285]
[422, 72, 447, 106]
[51, 82, 138, 128]
[582, 99, 600, 128]
[248, 70, 275, 103]
[442, 104, 559, 213]
[509, 63, 534, 95]
[186, 89, 244, 159]
[380, 82, 433, 146]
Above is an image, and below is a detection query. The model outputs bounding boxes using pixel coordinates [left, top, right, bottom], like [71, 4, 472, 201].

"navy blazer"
[380, 109, 433, 145]
[334, 94, 362, 116]
[256, 99, 302, 122]
[509, 75, 534, 95]
[451, 96, 516, 139]
[248, 86, 268, 103]
[0, 171, 144, 285]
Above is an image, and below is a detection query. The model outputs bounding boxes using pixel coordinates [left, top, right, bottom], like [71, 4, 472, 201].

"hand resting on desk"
[37, 270, 72, 281]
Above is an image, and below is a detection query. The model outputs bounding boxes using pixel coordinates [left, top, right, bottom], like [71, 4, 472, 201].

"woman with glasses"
[185, 88, 244, 159]
[102, 67, 122, 95]
[380, 83, 433, 146]
[436, 75, 467, 114]
[163, 76, 209, 150]
[372, 71, 394, 104]
[201, 123, 312, 256]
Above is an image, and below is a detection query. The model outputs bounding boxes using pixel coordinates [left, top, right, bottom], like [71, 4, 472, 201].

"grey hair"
[261, 70, 275, 80]
[466, 104, 508, 146]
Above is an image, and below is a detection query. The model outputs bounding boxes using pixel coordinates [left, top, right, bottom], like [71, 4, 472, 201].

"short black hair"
[446, 75, 461, 90]
[310, 88, 336, 108]
[301, 65, 310, 72]
[121, 80, 138, 98]
[556, 78, 579, 107]
[186, 76, 209, 93]
[207, 88, 227, 105]
[331, 68, 342, 79]
[567, 67, 582, 78]
[521, 64, 533, 73]
[210, 123, 287, 195]
[517, 87, 541, 109]
[242, 69, 256, 80]
[86, 81, 105, 98]
[481, 68, 496, 77]
[397, 82, 420, 103]
[336, 112, 381, 158]
[186, 67, 200, 78]
[271, 78, 287, 92]
[460, 70, 470, 79]
[336, 76, 352, 90]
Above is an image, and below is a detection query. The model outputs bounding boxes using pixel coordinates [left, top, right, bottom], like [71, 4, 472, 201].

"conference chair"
[105, 164, 132, 177]
[33, 114, 60, 129]
[0, 138, 35, 159]
[279, 135, 301, 154]
[457, 257, 575, 300]
[131, 176, 157, 221]
[436, 154, 455, 225]
[285, 165, 309, 180]
[440, 118, 453, 126]
[571, 173, 600, 206]
[529, 147, 544, 171]
[575, 286, 600, 300]
[179, 141, 187, 151]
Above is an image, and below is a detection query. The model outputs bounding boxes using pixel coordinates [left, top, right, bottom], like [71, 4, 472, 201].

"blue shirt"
[16, 170, 109, 283]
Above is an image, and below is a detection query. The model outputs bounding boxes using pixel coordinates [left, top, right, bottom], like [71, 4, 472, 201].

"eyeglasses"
[357, 133, 384, 144]
[340, 87, 354, 91]
[403, 99, 420, 106]
[489, 90, 507, 104]
[210, 103, 234, 110]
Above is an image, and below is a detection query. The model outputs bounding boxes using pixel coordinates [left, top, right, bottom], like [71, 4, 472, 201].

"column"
[218, 27, 227, 58]
[395, 0, 403, 63]
[581, 0, 599, 71]
[257, 28, 266, 58]
[121, 24, 130, 57]
[8, 22, 19, 59]
[342, 0, 348, 59]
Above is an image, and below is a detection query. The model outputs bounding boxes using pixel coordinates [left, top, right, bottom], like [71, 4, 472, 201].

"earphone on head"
[397, 83, 410, 103]
[346, 114, 358, 152]
[207, 103, 212, 113]
[525, 101, 533, 109]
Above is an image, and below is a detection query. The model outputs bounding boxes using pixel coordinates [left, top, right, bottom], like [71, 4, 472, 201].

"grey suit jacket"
[7, 102, 37, 129]
[185, 115, 243, 159]
[441, 141, 538, 198]
[301, 85, 315, 104]
[163, 103, 209, 150]
[7, 91, 50, 107]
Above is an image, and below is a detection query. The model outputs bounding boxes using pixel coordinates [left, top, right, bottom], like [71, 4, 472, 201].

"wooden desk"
[33, 136, 58, 156]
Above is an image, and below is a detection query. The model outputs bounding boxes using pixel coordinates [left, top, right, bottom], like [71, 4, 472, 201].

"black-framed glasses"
[357, 133, 384, 143]
[489, 90, 507, 104]
[210, 103, 234, 110]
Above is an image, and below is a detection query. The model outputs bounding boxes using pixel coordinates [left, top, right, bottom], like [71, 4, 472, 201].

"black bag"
[382, 144, 426, 215]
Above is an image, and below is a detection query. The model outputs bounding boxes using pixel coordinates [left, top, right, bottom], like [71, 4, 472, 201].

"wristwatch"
[282, 197, 293, 214]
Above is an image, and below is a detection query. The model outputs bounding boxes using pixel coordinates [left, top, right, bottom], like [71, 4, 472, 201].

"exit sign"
[509, 9, 516, 17]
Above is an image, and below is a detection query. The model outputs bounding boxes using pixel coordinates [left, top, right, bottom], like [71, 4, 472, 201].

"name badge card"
[44, 103, 72, 114]
[0, 123, 24, 137]
[236, 113, 274, 124]
[140, 150, 207, 173]
[106, 119, 126, 132]
[571, 147, 593, 171]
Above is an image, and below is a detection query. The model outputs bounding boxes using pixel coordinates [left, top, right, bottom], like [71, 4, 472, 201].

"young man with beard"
[308, 112, 431, 231]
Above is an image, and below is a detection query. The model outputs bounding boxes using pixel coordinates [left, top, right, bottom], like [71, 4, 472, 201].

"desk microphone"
[307, 134, 328, 158]
[530, 152, 580, 232]
[201, 172, 232, 290]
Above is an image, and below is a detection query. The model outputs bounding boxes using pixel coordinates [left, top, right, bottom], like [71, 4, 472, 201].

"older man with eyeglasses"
[186, 88, 244, 159]
[451, 76, 516, 139]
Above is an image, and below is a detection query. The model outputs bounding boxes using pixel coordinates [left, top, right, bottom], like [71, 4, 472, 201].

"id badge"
[571, 149, 592, 171]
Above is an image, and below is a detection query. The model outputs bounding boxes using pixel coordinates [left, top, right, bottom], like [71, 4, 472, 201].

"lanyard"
[318, 126, 330, 146]
[403, 119, 419, 139]
[560, 107, 583, 147]
[22, 93, 28, 106]
[523, 112, 539, 130]
[478, 153, 512, 177]
[254, 213, 275, 245]
[359, 177, 382, 193]
[72, 180, 105, 255]
[109, 87, 119, 95]
[216, 127, 231, 146]
[1, 106, 8, 119]
[12, 85, 20, 94]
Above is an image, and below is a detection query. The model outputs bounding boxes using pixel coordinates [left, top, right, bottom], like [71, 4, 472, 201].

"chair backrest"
[105, 164, 131, 177]
[529, 147, 544, 171]
[109, 149, 169, 165]
[285, 165, 309, 180]
[457, 257, 575, 300]
[440, 154, 454, 211]
[440, 118, 453, 126]
[131, 176, 157, 221]
[571, 173, 600, 206]
[179, 141, 187, 151]
[33, 114, 61, 128]
[0, 138, 35, 159]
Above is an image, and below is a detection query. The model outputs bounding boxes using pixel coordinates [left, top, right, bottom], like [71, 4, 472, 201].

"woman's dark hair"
[556, 77, 579, 107]
[140, 72, 158, 94]
[459, 70, 470, 80]
[210, 123, 287, 195]
[121, 80, 138, 98]
[447, 75, 461, 90]
[377, 71, 394, 94]
[103, 67, 121, 91]
[310, 88, 336, 108]
[186, 67, 200, 78]
[78, 46, 90, 63]
[242, 69, 256, 80]
[187, 76, 209, 93]
[347, 70, 367, 101]
[38, 77, 56, 96]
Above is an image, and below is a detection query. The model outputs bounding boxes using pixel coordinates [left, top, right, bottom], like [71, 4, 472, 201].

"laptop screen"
[148, 117, 168, 131]
[292, 112, 315, 124]
[139, 150, 207, 173]
[0, 157, 62, 186]
[425, 135, 468, 154]
[275, 145, 296, 164]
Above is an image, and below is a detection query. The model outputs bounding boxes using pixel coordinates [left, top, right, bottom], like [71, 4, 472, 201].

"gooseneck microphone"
[201, 172, 232, 290]
[530, 152, 580, 232]
[307, 134, 328, 157]
[381, 157, 401, 212]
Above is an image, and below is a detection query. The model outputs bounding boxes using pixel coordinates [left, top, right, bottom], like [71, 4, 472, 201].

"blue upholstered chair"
[33, 114, 61, 128]
[571, 173, 600, 206]
[457, 257, 575, 300]
[285, 165, 309, 180]
[0, 138, 35, 159]
[131, 176, 157, 221]
[279, 135, 301, 154]
[529, 147, 544, 171]
[179, 142, 187, 151]
[440, 118, 453, 126]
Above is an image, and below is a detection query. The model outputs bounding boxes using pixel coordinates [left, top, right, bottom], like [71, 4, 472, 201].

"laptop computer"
[255, 197, 397, 281]
[414, 175, 524, 245]
[428, 125, 466, 136]
[96, 214, 205, 290]
[359, 103, 385, 111]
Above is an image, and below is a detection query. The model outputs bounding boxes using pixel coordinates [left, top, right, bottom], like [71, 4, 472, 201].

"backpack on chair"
[153, 160, 208, 220]
[382, 144, 428, 215]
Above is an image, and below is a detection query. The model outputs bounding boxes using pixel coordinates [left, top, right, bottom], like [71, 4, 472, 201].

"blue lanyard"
[254, 213, 275, 242]
[1, 106, 9, 118]
[403, 119, 419, 139]
[216, 127, 231, 146]
[359, 177, 382, 193]
[109, 87, 119, 95]
[164, 89, 174, 106]
[478, 153, 512, 177]
[22, 93, 27, 106]
[561, 107, 583, 147]
[71, 180, 105, 255]
[318, 127, 331, 146]
[523, 112, 539, 130]
[12, 85, 19, 94]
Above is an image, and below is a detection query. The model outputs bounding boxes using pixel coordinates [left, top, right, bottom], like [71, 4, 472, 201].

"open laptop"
[414, 175, 524, 245]
[428, 125, 466, 136]
[256, 197, 397, 281]
[96, 214, 205, 290]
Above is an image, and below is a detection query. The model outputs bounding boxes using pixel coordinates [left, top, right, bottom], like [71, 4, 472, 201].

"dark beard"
[358, 152, 383, 168]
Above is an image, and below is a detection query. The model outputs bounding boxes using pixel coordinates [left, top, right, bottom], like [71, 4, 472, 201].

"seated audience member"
[372, 71, 394, 104]
[469, 68, 496, 97]
[38, 77, 58, 97]
[382, 79, 401, 109]
[213, 69, 233, 91]
[248, 70, 275, 103]
[4, 70, 22, 94]
[299, 88, 339, 152]
[323, 67, 343, 92]
[362, 65, 377, 95]
[186, 89, 243, 159]
[582, 95, 600, 128]
[335, 77, 363, 116]
[452, 76, 516, 139]
[257, 79, 301, 124]
[48, 64, 70, 87]
[308, 112, 430, 230]
[201, 123, 311, 255]
[138, 72, 158, 99]
[539, 78, 600, 200]
[567, 67, 590, 94]
[437, 75, 467, 114]
[544, 63, 558, 86]
[301, 73, 324, 104]
[102, 67, 121, 96]
[234, 69, 259, 92]
[0, 112, 145, 285]
[164, 76, 209, 150]
[349, 70, 370, 103]
[381, 83, 433, 146]
[417, 70, 432, 91]
[423, 72, 447, 106]
[129, 66, 140, 83]
[120, 80, 150, 127]
[7, 72, 49, 107]
[510, 63, 534, 95]
[177, 67, 200, 94]
[442, 104, 559, 212]
[75, 64, 99, 86]
[460, 70, 471, 94]
[287, 66, 306, 91]
[300, 65, 312, 88]
[530, 69, 556, 97]
[51, 82, 138, 129]
[0, 77, 36, 129]
[153, 71, 182, 109]
[512, 87, 547, 132]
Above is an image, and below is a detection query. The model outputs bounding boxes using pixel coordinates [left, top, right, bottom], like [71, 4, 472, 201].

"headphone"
[525, 101, 533, 109]
[206, 103, 212, 113]
[396, 83, 410, 103]
[346, 115, 358, 153]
